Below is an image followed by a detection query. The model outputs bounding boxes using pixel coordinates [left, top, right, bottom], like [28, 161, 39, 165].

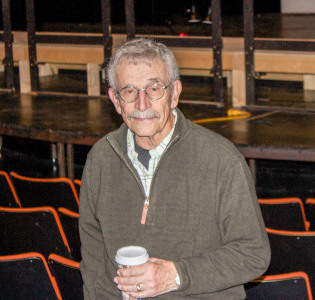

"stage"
[0, 92, 314, 183]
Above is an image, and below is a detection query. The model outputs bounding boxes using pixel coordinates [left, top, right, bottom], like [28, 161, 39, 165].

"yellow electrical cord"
[193, 109, 251, 124]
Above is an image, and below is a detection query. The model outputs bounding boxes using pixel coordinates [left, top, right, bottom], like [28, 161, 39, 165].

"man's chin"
[132, 126, 157, 138]
[127, 119, 157, 132]
[133, 131, 155, 138]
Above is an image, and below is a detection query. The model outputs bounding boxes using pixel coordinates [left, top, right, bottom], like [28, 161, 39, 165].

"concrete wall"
[281, 0, 315, 13]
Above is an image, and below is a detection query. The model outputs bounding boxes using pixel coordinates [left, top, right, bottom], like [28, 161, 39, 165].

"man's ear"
[170, 80, 182, 109]
[108, 87, 122, 115]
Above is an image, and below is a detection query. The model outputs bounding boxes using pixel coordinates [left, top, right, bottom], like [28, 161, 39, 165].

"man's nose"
[136, 90, 152, 111]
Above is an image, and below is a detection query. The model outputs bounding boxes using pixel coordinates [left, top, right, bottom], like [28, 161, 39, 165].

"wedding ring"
[136, 284, 141, 292]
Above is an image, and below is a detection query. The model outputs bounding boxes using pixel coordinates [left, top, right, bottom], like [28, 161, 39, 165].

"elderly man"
[79, 38, 270, 299]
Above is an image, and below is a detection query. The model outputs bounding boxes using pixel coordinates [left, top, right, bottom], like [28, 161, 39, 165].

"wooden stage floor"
[0, 91, 314, 157]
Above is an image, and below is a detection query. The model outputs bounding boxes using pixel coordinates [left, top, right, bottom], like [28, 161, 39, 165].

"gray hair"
[106, 38, 180, 91]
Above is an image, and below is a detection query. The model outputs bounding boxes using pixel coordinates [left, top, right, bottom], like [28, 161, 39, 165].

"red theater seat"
[48, 253, 83, 300]
[245, 271, 313, 300]
[0, 252, 62, 299]
[10, 171, 79, 212]
[258, 197, 310, 231]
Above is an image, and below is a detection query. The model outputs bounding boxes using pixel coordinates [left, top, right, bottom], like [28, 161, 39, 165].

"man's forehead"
[117, 59, 166, 70]
[115, 61, 169, 86]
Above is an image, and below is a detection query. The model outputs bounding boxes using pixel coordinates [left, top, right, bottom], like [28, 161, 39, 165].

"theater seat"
[0, 206, 73, 260]
[48, 253, 83, 300]
[74, 179, 81, 196]
[245, 271, 313, 300]
[266, 228, 315, 295]
[306, 198, 315, 231]
[0, 252, 62, 299]
[10, 171, 79, 212]
[58, 207, 81, 261]
[0, 170, 21, 207]
[258, 197, 310, 231]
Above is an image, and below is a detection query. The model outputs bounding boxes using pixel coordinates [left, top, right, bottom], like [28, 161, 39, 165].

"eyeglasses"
[116, 83, 170, 103]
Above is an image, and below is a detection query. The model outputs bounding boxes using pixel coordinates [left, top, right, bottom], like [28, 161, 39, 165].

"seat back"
[266, 228, 315, 295]
[74, 179, 81, 196]
[258, 198, 309, 231]
[306, 198, 315, 231]
[48, 253, 83, 300]
[0, 170, 21, 207]
[10, 171, 79, 212]
[0, 206, 73, 260]
[0, 252, 61, 299]
[245, 271, 313, 300]
[58, 207, 81, 261]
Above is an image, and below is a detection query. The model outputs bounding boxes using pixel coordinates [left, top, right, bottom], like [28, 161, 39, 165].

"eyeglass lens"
[119, 84, 165, 103]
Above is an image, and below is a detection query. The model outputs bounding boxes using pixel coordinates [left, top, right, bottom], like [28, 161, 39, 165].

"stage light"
[179, 32, 188, 37]
[202, 6, 212, 24]
[188, 5, 200, 23]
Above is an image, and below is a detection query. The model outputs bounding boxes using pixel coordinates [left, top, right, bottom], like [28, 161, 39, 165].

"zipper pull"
[141, 198, 150, 225]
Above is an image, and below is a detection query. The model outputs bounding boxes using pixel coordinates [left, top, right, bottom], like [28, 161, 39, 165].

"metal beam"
[25, 0, 40, 91]
[101, 0, 112, 69]
[211, 0, 224, 105]
[125, 0, 135, 40]
[243, 0, 255, 105]
[255, 39, 315, 51]
[1, 0, 15, 91]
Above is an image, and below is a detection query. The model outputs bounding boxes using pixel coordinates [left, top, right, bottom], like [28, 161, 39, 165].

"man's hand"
[114, 258, 178, 299]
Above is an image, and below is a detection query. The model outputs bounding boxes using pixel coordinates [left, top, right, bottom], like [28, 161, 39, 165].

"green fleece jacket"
[79, 108, 270, 299]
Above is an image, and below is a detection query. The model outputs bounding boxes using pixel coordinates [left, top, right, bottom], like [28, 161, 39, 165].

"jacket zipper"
[141, 197, 150, 224]
[108, 134, 179, 225]
[140, 134, 179, 224]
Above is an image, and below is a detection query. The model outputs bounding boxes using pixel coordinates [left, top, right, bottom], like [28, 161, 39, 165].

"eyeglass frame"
[115, 82, 171, 103]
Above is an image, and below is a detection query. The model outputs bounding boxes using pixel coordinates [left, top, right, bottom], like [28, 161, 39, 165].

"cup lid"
[115, 246, 149, 266]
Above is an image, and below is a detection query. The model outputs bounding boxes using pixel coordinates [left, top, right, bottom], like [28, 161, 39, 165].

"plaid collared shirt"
[127, 109, 177, 197]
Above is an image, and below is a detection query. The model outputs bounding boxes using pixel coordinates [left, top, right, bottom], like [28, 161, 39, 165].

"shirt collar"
[127, 109, 178, 157]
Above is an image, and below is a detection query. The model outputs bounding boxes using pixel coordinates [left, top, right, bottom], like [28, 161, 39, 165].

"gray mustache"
[127, 110, 161, 119]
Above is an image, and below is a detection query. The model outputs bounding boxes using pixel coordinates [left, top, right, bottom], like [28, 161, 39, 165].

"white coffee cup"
[115, 246, 149, 300]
